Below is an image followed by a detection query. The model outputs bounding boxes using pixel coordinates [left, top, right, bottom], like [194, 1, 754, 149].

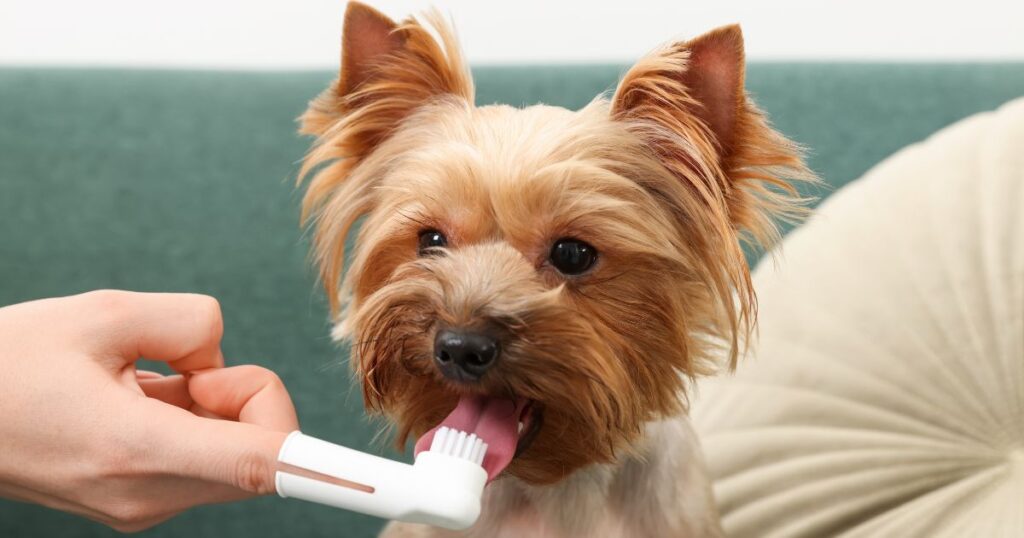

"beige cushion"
[691, 98, 1024, 537]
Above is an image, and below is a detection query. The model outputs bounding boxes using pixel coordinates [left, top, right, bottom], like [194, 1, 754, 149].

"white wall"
[2, 0, 1022, 69]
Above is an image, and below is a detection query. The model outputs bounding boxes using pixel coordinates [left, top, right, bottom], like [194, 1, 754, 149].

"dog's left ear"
[612, 25, 810, 240]
[614, 25, 745, 157]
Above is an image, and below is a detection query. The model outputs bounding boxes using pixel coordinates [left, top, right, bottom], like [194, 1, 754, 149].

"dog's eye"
[550, 238, 597, 275]
[417, 230, 447, 256]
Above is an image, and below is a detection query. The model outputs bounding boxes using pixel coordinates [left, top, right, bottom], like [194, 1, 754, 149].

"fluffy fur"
[298, 3, 813, 536]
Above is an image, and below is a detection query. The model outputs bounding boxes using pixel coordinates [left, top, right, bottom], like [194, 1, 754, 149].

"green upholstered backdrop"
[1, 64, 1023, 537]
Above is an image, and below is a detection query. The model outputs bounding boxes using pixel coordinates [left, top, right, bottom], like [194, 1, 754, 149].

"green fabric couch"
[1, 64, 1023, 537]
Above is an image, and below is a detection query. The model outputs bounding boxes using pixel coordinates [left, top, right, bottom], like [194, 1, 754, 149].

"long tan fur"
[298, 3, 814, 535]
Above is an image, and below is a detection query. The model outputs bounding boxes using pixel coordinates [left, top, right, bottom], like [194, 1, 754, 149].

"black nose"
[434, 329, 500, 381]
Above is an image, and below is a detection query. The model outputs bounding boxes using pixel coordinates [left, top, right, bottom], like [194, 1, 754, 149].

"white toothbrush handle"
[275, 431, 486, 529]
[276, 431, 412, 520]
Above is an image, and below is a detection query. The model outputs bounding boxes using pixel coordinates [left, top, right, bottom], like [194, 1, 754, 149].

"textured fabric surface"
[692, 98, 1024, 537]
[1, 64, 1023, 537]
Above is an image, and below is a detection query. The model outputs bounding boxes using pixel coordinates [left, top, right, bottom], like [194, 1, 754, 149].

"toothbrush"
[275, 427, 488, 530]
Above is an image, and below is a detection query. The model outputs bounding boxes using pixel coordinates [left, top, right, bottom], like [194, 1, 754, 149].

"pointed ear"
[339, 2, 405, 97]
[612, 24, 811, 243]
[613, 24, 746, 164]
[675, 25, 745, 153]
[298, 2, 473, 140]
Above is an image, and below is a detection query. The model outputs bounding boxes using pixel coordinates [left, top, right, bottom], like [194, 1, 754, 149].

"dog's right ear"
[299, 1, 473, 152]
[338, 2, 406, 98]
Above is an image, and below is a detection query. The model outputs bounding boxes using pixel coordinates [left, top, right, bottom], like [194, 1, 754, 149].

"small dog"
[299, 3, 811, 536]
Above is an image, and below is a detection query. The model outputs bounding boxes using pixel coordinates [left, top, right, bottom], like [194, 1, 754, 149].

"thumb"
[150, 365, 299, 495]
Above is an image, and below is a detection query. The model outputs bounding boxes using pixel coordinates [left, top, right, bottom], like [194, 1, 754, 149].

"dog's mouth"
[413, 395, 542, 482]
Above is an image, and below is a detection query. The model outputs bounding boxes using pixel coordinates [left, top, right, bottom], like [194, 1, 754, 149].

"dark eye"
[550, 238, 597, 275]
[417, 230, 447, 256]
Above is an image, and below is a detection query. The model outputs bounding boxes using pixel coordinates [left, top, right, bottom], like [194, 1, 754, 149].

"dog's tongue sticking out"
[414, 395, 527, 482]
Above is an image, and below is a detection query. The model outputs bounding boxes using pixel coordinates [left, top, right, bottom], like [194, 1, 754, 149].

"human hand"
[0, 290, 299, 531]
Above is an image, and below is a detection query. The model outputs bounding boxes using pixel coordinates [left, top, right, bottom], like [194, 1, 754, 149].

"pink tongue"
[414, 395, 525, 482]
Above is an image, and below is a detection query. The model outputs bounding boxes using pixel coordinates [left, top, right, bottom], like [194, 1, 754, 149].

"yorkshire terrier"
[298, 3, 811, 536]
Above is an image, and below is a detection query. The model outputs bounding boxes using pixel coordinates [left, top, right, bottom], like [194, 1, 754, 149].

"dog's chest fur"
[380, 417, 723, 538]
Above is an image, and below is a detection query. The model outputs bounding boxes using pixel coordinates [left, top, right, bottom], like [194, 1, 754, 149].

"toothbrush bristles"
[429, 427, 488, 466]
[430, 426, 449, 452]
[442, 429, 457, 454]
[455, 430, 467, 458]
[463, 434, 478, 460]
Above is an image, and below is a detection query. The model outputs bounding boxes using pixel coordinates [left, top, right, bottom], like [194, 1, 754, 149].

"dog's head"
[299, 2, 811, 485]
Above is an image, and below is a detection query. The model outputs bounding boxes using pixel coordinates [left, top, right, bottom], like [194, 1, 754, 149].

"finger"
[148, 481, 250, 510]
[135, 369, 165, 380]
[150, 407, 290, 496]
[138, 376, 235, 420]
[188, 366, 299, 432]
[105, 512, 180, 534]
[189, 402, 227, 420]
[138, 375, 193, 409]
[78, 290, 225, 374]
[137, 374, 230, 418]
